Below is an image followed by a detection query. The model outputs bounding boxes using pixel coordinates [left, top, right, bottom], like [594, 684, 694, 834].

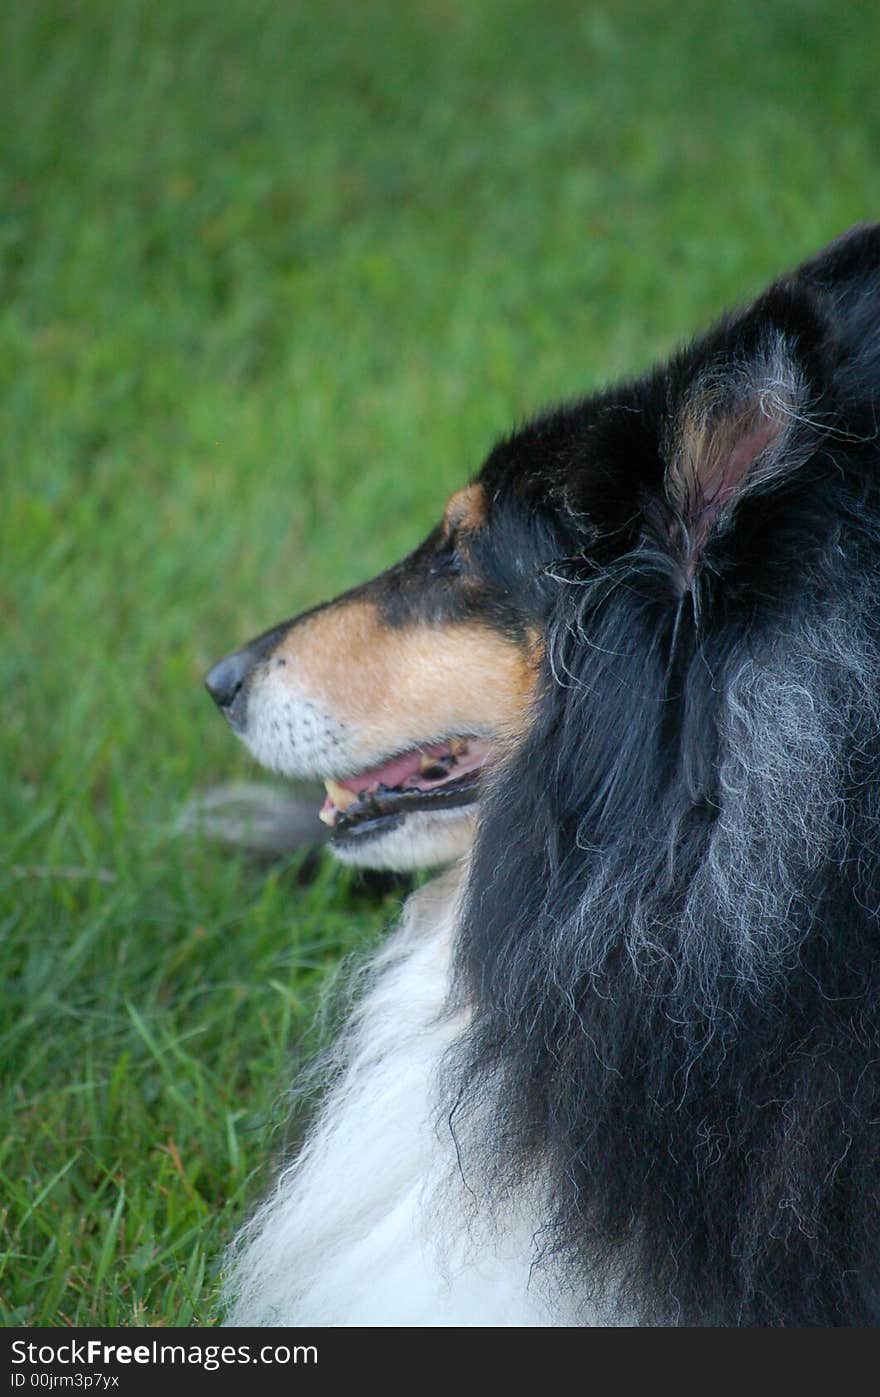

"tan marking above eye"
[442, 483, 486, 537]
[271, 599, 537, 757]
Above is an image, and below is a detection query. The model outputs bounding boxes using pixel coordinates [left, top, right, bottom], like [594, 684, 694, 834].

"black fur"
[449, 225, 880, 1326]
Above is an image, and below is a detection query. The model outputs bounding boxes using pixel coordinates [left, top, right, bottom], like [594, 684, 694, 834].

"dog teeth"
[449, 738, 468, 756]
[324, 778, 357, 811]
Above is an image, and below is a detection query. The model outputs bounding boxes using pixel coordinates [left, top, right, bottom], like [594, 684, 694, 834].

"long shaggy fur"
[452, 567, 880, 1325]
[451, 234, 880, 1327]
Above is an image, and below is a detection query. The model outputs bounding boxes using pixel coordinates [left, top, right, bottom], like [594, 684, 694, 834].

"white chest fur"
[224, 864, 590, 1327]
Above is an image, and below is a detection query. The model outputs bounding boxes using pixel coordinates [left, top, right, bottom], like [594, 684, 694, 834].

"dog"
[206, 224, 880, 1326]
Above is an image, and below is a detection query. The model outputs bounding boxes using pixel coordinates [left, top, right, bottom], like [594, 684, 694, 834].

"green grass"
[1, 0, 878, 1326]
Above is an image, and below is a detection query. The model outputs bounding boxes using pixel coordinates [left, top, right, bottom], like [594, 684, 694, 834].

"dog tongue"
[336, 743, 458, 799]
[338, 742, 452, 796]
[319, 742, 464, 825]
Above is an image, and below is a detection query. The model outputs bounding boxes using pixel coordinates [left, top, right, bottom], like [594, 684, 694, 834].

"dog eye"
[431, 542, 467, 579]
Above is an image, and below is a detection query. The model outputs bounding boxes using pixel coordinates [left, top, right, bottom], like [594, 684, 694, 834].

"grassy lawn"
[1, 0, 878, 1326]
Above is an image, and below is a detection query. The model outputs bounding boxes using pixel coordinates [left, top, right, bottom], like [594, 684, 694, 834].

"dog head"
[204, 477, 549, 869]
[206, 224, 880, 878]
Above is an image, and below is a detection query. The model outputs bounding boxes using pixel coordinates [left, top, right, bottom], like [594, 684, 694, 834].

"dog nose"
[205, 649, 253, 711]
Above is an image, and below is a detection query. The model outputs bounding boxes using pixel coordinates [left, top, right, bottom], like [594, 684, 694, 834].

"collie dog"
[206, 225, 880, 1326]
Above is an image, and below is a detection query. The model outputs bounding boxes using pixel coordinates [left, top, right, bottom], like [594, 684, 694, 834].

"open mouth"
[319, 737, 491, 845]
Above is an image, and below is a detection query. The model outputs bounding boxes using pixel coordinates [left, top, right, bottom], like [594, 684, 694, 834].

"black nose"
[205, 621, 292, 719]
[205, 648, 253, 711]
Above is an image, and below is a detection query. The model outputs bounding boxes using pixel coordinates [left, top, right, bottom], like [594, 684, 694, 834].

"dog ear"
[793, 221, 880, 301]
[658, 284, 831, 583]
